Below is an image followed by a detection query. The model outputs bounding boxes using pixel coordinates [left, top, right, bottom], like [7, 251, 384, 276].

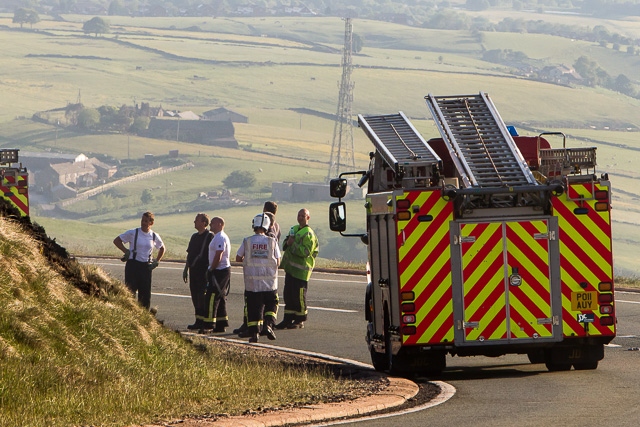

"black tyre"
[370, 346, 388, 372]
[527, 350, 545, 364]
[545, 362, 572, 372]
[573, 361, 598, 370]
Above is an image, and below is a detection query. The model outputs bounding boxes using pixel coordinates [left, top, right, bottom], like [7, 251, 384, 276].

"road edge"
[149, 335, 427, 427]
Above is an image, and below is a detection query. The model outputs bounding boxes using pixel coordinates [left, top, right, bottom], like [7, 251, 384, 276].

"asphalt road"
[89, 259, 640, 427]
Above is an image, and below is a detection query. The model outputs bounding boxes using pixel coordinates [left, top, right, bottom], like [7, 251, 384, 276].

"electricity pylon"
[327, 17, 356, 181]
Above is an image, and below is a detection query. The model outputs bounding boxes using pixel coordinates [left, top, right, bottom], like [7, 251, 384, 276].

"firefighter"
[204, 216, 231, 333]
[182, 213, 213, 330]
[275, 208, 319, 330]
[233, 201, 281, 337]
[113, 211, 165, 310]
[263, 200, 281, 241]
[235, 213, 280, 343]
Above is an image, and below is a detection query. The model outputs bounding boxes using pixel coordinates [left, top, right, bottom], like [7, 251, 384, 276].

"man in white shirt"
[205, 216, 231, 332]
[113, 211, 165, 309]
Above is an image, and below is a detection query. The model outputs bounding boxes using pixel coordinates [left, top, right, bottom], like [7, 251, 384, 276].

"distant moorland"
[1, 12, 640, 276]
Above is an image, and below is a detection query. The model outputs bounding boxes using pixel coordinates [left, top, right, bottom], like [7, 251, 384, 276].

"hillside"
[0, 199, 374, 427]
[1, 14, 640, 275]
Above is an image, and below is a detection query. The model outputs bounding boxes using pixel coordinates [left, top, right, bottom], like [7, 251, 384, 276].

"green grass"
[0, 216, 368, 427]
[1, 14, 640, 273]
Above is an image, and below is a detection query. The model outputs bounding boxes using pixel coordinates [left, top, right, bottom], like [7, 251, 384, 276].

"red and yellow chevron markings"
[553, 182, 615, 337]
[397, 190, 454, 345]
[1, 174, 29, 216]
[505, 220, 553, 339]
[460, 222, 508, 341]
[459, 220, 554, 342]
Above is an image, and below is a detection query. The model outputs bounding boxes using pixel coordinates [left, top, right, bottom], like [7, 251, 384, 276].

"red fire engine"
[329, 93, 615, 374]
[0, 149, 29, 216]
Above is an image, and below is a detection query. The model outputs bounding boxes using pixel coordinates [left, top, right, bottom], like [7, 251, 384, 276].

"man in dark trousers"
[182, 213, 213, 330]
[114, 211, 165, 310]
[236, 213, 281, 343]
[234, 200, 281, 337]
[276, 208, 319, 330]
[205, 216, 231, 333]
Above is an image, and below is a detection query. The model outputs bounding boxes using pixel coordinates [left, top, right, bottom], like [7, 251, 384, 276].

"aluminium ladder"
[358, 112, 441, 178]
[425, 92, 537, 188]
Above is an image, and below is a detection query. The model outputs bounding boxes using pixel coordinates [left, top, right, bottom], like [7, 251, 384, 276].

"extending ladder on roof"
[425, 92, 537, 188]
[358, 112, 441, 183]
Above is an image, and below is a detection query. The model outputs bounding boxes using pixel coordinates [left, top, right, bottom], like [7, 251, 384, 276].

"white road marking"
[617, 299, 640, 304]
[87, 260, 366, 283]
[151, 292, 358, 313]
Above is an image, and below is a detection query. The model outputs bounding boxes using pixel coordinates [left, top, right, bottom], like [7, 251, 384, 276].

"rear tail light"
[401, 291, 415, 301]
[600, 316, 615, 326]
[401, 303, 415, 313]
[599, 305, 613, 314]
[598, 294, 613, 303]
[598, 282, 613, 292]
[594, 202, 609, 212]
[402, 314, 416, 324]
[401, 326, 416, 335]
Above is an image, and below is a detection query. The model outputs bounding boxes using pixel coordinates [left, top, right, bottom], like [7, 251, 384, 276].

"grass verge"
[0, 203, 377, 427]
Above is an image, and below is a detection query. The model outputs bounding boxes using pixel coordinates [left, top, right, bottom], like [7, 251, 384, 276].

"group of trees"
[74, 104, 150, 134]
[12, 9, 110, 36]
[573, 56, 635, 96]
[82, 17, 111, 36]
[12, 8, 40, 28]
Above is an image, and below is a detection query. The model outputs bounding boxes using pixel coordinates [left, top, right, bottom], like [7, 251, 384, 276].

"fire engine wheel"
[384, 328, 395, 375]
[545, 362, 572, 372]
[527, 350, 545, 364]
[573, 361, 598, 370]
[369, 347, 388, 372]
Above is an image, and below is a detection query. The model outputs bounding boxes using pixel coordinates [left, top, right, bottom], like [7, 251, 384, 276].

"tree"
[352, 33, 364, 53]
[77, 108, 101, 130]
[130, 116, 150, 134]
[614, 74, 634, 96]
[83, 17, 111, 37]
[222, 170, 256, 188]
[108, 0, 128, 15]
[13, 8, 40, 29]
[141, 189, 155, 204]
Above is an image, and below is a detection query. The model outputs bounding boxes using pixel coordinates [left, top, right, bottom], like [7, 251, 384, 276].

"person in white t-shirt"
[113, 211, 165, 309]
[205, 216, 232, 332]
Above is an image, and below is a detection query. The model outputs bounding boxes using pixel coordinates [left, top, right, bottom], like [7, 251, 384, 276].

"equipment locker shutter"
[457, 219, 556, 344]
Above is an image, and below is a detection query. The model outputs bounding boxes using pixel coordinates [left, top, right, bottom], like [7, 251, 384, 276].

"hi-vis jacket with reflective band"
[281, 225, 319, 281]
[242, 234, 279, 292]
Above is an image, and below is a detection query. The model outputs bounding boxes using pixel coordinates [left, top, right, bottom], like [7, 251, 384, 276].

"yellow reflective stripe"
[509, 295, 553, 338]
[414, 271, 454, 341]
[297, 288, 307, 315]
[399, 210, 449, 284]
[287, 260, 312, 272]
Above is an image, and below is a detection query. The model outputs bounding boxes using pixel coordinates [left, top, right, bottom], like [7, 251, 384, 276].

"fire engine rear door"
[452, 218, 561, 345]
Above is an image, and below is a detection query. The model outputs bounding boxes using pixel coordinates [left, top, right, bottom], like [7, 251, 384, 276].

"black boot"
[274, 315, 294, 330]
[187, 319, 203, 330]
[233, 322, 247, 334]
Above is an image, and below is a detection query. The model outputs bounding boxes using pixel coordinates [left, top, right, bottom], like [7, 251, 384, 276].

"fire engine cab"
[0, 149, 29, 217]
[329, 93, 615, 374]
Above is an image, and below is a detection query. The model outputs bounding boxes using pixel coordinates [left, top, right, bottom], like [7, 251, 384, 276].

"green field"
[1, 13, 640, 275]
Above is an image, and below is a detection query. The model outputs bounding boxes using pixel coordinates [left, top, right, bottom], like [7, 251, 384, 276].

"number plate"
[571, 291, 597, 311]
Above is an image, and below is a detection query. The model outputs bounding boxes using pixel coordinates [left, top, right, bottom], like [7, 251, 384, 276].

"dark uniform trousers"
[125, 259, 153, 309]
[246, 290, 279, 334]
[282, 273, 308, 323]
[204, 267, 231, 327]
[189, 264, 208, 323]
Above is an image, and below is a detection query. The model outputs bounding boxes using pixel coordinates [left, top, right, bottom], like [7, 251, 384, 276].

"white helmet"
[252, 213, 270, 231]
